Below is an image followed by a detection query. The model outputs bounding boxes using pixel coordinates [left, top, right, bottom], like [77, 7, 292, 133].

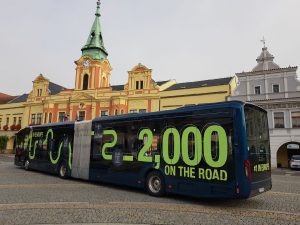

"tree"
[0, 136, 9, 153]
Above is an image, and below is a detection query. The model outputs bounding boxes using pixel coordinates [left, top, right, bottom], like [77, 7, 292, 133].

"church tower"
[75, 0, 112, 91]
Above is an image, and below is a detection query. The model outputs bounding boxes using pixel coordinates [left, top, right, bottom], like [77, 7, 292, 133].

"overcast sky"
[1, 0, 300, 95]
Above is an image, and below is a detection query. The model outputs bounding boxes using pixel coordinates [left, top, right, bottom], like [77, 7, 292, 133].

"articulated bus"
[14, 101, 271, 199]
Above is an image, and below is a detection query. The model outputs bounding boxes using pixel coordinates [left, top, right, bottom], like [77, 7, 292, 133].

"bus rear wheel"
[58, 162, 68, 179]
[146, 171, 165, 197]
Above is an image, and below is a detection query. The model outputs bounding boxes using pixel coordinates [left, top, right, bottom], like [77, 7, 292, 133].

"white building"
[229, 44, 300, 168]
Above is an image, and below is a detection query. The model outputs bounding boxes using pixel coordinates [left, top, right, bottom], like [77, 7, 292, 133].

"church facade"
[0, 2, 236, 153]
[229, 44, 300, 168]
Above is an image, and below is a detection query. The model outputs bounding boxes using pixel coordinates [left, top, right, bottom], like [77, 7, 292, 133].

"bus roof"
[93, 100, 249, 123]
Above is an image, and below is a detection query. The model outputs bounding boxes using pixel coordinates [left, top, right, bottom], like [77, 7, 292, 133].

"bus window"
[48, 139, 55, 152]
[211, 131, 219, 160]
[92, 123, 103, 160]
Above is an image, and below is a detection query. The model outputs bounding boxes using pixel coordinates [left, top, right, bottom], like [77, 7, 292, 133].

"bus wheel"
[58, 162, 68, 179]
[24, 159, 30, 171]
[146, 171, 165, 197]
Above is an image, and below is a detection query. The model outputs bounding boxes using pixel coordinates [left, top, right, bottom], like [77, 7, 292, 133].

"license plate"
[259, 188, 265, 193]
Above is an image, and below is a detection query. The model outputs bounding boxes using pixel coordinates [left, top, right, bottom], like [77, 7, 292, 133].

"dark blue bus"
[14, 101, 271, 199]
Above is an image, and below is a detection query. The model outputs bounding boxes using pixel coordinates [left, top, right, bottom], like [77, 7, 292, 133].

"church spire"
[81, 0, 108, 60]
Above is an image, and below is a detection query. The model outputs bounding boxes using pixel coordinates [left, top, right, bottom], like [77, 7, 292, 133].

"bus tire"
[58, 161, 68, 179]
[24, 159, 30, 171]
[146, 171, 165, 197]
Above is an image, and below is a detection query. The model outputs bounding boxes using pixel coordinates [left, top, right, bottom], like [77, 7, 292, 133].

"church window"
[273, 84, 279, 93]
[83, 74, 89, 90]
[58, 112, 66, 123]
[140, 81, 144, 89]
[136, 81, 139, 90]
[44, 113, 48, 124]
[101, 110, 108, 117]
[49, 113, 52, 123]
[254, 86, 261, 95]
[37, 113, 42, 125]
[31, 114, 36, 125]
[292, 111, 300, 128]
[37, 89, 42, 97]
[129, 109, 137, 114]
[274, 112, 284, 128]
[78, 111, 86, 121]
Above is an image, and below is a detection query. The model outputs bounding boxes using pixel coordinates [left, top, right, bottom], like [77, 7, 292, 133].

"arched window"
[83, 74, 89, 90]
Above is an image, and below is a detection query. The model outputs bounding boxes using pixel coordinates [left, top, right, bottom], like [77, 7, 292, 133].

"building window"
[78, 111, 86, 121]
[120, 109, 124, 114]
[58, 112, 66, 123]
[136, 81, 139, 90]
[254, 86, 261, 95]
[44, 113, 48, 124]
[140, 81, 144, 89]
[49, 113, 52, 123]
[273, 84, 279, 93]
[129, 109, 137, 113]
[37, 113, 42, 125]
[83, 74, 89, 90]
[139, 109, 146, 113]
[101, 110, 108, 117]
[115, 109, 118, 115]
[31, 114, 36, 125]
[13, 117, 17, 125]
[0, 118, 2, 128]
[18, 117, 22, 125]
[274, 112, 284, 128]
[292, 111, 300, 128]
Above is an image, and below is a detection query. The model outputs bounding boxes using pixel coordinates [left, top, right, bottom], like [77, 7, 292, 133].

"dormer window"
[37, 89, 42, 97]
[135, 80, 144, 90]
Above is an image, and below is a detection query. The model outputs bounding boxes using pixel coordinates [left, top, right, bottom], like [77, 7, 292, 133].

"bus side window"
[92, 138, 102, 160]
[92, 124, 103, 160]
[38, 138, 43, 150]
[211, 131, 219, 160]
[48, 139, 55, 152]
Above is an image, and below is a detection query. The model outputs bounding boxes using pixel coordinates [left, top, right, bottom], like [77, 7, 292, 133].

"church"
[0, 1, 236, 153]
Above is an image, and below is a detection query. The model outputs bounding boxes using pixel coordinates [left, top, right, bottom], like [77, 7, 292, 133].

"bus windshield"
[245, 105, 271, 182]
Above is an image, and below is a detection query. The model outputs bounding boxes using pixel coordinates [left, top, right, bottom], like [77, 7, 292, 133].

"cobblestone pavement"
[0, 155, 299, 225]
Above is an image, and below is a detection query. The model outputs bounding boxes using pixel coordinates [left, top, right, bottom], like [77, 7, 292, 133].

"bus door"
[71, 120, 92, 180]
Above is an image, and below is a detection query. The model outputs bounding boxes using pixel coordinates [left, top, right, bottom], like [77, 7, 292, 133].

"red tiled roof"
[0, 92, 16, 104]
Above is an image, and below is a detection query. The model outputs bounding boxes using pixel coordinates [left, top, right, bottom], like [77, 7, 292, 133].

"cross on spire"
[260, 36, 266, 48]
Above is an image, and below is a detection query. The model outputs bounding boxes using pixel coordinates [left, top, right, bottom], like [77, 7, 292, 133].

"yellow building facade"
[0, 2, 237, 153]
